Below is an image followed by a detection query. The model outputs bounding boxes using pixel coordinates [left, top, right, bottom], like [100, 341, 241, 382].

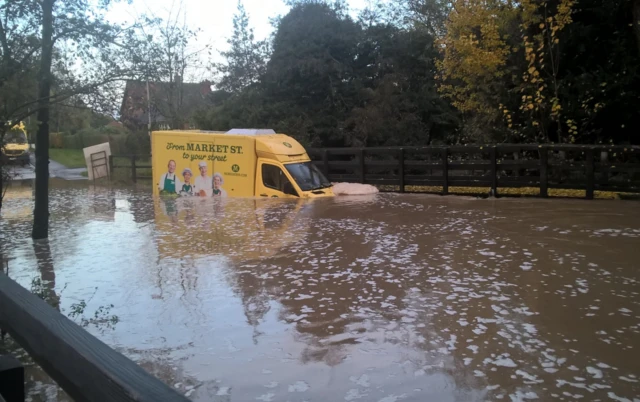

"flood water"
[1, 180, 639, 402]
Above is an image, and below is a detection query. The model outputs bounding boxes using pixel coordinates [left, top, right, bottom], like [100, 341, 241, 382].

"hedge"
[49, 127, 150, 156]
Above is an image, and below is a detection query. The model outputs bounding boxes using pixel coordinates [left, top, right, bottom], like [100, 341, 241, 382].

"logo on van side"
[232, 164, 240, 172]
[283, 142, 292, 148]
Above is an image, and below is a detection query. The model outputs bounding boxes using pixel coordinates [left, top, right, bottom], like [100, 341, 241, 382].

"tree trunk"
[32, 0, 54, 240]
[0, 163, 4, 212]
[33, 239, 59, 310]
[634, 0, 640, 55]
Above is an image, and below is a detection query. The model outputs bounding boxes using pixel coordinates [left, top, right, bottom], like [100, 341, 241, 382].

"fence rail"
[107, 146, 640, 198]
[308, 144, 640, 199]
[109, 155, 152, 182]
[0, 274, 190, 402]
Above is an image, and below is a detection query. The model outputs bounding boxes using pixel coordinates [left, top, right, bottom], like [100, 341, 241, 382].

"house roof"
[120, 79, 213, 127]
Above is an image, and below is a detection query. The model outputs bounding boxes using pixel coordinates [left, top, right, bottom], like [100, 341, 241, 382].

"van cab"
[1, 122, 30, 165]
[151, 129, 334, 199]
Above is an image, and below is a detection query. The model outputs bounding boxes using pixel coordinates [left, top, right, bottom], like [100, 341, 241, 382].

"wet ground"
[1, 180, 639, 402]
[3, 154, 88, 181]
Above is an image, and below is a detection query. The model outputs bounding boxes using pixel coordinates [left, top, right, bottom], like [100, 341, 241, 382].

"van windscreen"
[4, 129, 27, 144]
[285, 162, 332, 191]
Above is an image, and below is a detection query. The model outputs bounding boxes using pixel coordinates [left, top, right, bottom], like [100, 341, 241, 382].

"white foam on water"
[264, 382, 279, 389]
[256, 393, 275, 401]
[493, 358, 517, 368]
[345, 388, 368, 401]
[217, 387, 231, 396]
[350, 374, 371, 388]
[607, 392, 633, 402]
[288, 381, 310, 392]
[619, 308, 632, 313]
[619, 376, 638, 383]
[332, 182, 379, 195]
[464, 358, 473, 366]
[587, 366, 603, 379]
[377, 394, 408, 402]
[474, 370, 486, 377]
[516, 370, 542, 383]
[508, 390, 539, 401]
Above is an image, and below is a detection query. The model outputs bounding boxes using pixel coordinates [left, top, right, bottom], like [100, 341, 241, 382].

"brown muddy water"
[1, 180, 639, 402]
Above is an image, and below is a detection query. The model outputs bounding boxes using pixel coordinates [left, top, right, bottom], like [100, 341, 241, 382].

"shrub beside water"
[49, 127, 150, 156]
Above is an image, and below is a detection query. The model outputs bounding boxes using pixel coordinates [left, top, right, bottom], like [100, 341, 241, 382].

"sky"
[105, 0, 374, 83]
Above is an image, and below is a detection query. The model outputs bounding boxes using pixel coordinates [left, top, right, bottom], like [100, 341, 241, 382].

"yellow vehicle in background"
[1, 122, 30, 166]
[151, 128, 334, 199]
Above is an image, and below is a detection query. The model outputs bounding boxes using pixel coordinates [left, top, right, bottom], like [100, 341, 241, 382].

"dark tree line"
[200, 0, 640, 148]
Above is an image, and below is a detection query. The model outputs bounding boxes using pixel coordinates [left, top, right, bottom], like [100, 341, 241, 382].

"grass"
[48, 148, 86, 168]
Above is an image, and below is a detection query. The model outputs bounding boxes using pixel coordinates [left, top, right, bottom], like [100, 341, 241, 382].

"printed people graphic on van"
[158, 160, 182, 195]
[212, 173, 228, 197]
[195, 161, 212, 197]
[179, 168, 195, 196]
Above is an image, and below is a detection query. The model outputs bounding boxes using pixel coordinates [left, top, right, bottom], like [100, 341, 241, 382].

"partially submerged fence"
[308, 144, 640, 199]
[109, 155, 152, 182]
[107, 146, 640, 198]
[0, 274, 191, 402]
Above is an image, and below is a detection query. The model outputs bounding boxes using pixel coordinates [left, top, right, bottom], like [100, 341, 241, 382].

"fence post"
[131, 155, 137, 183]
[442, 148, 449, 195]
[323, 149, 330, 178]
[490, 146, 498, 197]
[540, 146, 548, 198]
[358, 148, 365, 184]
[0, 354, 24, 402]
[398, 148, 405, 193]
[586, 147, 594, 200]
[108, 155, 114, 179]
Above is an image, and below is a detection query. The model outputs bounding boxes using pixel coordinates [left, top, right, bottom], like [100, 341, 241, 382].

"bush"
[49, 125, 149, 156]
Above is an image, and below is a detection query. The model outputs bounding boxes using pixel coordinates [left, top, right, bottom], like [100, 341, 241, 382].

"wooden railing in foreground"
[0, 274, 190, 402]
[308, 144, 640, 199]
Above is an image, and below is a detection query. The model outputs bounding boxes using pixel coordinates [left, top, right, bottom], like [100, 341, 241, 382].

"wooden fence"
[107, 145, 640, 198]
[308, 144, 640, 199]
[0, 274, 191, 402]
[109, 155, 152, 183]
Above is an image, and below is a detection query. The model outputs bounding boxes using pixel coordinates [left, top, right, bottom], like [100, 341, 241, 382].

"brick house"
[119, 77, 213, 131]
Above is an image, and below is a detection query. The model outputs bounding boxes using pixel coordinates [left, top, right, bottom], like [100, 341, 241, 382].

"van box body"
[151, 130, 334, 199]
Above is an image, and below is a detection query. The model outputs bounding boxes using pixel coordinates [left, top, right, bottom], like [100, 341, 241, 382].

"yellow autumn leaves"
[438, 0, 579, 141]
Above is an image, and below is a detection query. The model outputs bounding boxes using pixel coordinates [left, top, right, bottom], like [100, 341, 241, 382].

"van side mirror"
[283, 181, 298, 197]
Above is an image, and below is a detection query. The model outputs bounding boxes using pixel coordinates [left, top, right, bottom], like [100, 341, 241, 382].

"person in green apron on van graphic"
[180, 167, 195, 196]
[158, 160, 182, 195]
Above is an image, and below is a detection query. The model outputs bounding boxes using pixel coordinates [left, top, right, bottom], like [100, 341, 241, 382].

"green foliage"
[30, 278, 119, 333]
[438, 0, 640, 144]
[214, 1, 270, 93]
[202, 0, 459, 147]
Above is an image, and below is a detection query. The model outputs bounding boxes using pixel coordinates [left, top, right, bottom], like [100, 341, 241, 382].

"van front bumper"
[2, 150, 30, 164]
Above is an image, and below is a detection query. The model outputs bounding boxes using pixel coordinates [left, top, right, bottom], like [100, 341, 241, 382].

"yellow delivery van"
[151, 129, 334, 199]
[1, 121, 30, 165]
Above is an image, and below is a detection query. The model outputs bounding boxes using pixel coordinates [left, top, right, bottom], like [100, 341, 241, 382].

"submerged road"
[1, 183, 639, 401]
[7, 153, 87, 181]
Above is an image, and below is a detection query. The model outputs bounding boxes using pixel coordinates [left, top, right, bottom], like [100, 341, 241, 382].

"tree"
[0, 0, 155, 235]
[264, 1, 361, 146]
[436, 0, 521, 143]
[214, 1, 269, 93]
[346, 17, 458, 146]
[436, 0, 640, 144]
